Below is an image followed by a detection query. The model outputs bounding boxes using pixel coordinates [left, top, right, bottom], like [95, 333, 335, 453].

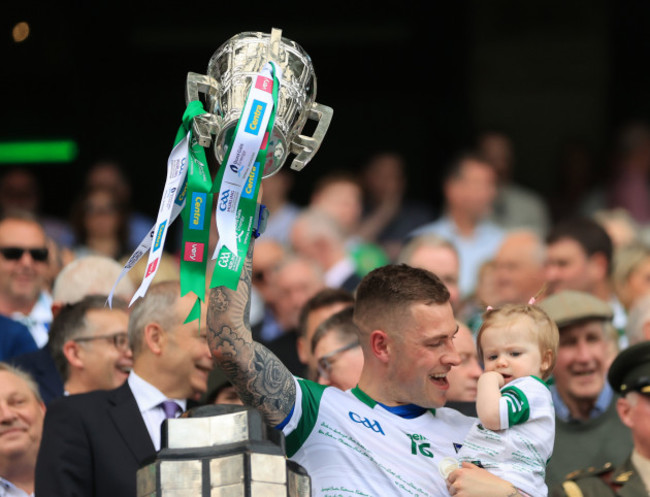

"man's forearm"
[207, 242, 296, 426]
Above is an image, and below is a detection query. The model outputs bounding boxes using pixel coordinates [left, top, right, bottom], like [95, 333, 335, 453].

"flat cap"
[537, 290, 613, 329]
[608, 341, 650, 395]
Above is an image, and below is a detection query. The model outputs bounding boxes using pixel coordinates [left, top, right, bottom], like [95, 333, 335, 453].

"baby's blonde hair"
[477, 303, 559, 380]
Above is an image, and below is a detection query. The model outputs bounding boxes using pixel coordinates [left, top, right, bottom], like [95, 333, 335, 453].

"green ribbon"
[209, 64, 280, 290]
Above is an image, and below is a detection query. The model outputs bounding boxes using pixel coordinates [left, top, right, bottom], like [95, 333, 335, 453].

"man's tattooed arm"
[207, 242, 296, 427]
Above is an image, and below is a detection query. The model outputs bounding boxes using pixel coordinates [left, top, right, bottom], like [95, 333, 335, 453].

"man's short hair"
[128, 281, 181, 356]
[354, 264, 450, 338]
[476, 303, 559, 380]
[546, 217, 614, 275]
[397, 233, 458, 265]
[442, 150, 494, 183]
[311, 307, 359, 354]
[298, 287, 355, 338]
[52, 255, 135, 304]
[48, 295, 127, 381]
[0, 362, 43, 404]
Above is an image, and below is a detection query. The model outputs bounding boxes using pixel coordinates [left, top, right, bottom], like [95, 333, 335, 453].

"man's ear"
[62, 340, 84, 369]
[616, 396, 634, 429]
[143, 322, 165, 356]
[588, 252, 608, 282]
[369, 329, 392, 364]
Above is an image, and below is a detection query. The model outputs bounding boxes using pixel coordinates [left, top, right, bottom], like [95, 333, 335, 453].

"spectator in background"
[477, 130, 550, 236]
[0, 314, 36, 362]
[593, 208, 641, 249]
[36, 281, 213, 497]
[545, 217, 627, 340]
[48, 295, 132, 396]
[311, 307, 363, 391]
[0, 363, 46, 497]
[84, 160, 154, 251]
[612, 243, 650, 313]
[296, 287, 355, 380]
[290, 209, 362, 293]
[260, 169, 301, 248]
[445, 321, 482, 416]
[11, 255, 135, 405]
[397, 234, 461, 312]
[0, 211, 52, 348]
[308, 171, 388, 277]
[71, 186, 130, 261]
[538, 290, 633, 488]
[625, 294, 650, 346]
[492, 229, 546, 306]
[0, 167, 75, 248]
[409, 152, 504, 298]
[249, 238, 286, 332]
[358, 152, 435, 261]
[259, 255, 325, 375]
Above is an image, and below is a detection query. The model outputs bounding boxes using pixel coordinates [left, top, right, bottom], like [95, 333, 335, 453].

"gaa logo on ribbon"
[183, 241, 204, 263]
[189, 192, 206, 230]
[153, 221, 167, 251]
[219, 190, 231, 212]
[245, 99, 267, 136]
[348, 411, 385, 435]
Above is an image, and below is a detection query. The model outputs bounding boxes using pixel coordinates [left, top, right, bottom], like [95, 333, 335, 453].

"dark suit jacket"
[10, 346, 63, 405]
[35, 382, 155, 497]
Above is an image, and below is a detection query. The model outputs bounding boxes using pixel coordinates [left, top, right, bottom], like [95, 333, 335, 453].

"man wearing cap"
[538, 290, 633, 488]
[551, 341, 650, 496]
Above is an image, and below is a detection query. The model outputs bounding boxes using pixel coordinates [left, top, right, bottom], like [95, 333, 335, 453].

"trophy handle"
[185, 72, 221, 148]
[289, 102, 333, 171]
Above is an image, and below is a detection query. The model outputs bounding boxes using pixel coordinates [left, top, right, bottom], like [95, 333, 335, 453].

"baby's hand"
[480, 371, 505, 388]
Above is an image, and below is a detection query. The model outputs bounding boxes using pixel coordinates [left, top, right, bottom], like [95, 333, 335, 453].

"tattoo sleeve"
[207, 241, 296, 426]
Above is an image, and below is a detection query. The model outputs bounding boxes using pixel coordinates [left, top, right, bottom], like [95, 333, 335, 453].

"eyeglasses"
[74, 332, 130, 351]
[317, 341, 360, 380]
[0, 247, 49, 262]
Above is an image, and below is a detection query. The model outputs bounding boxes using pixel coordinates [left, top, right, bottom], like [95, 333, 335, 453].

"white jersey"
[280, 377, 475, 497]
[457, 376, 555, 497]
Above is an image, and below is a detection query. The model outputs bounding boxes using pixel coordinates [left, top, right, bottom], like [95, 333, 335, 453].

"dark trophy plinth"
[137, 405, 310, 497]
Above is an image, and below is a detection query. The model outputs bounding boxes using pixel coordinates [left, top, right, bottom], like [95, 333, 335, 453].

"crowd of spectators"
[2, 122, 650, 496]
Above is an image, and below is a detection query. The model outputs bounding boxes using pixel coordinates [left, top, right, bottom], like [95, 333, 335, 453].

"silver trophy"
[137, 405, 311, 496]
[186, 28, 333, 178]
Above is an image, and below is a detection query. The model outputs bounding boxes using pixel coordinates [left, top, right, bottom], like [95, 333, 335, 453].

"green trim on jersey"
[285, 379, 328, 458]
[531, 375, 550, 390]
[501, 385, 530, 426]
[351, 385, 377, 408]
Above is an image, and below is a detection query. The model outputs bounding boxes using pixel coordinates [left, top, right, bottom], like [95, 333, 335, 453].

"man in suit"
[35, 281, 213, 497]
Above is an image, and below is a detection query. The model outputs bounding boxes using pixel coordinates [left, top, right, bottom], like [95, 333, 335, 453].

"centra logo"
[245, 99, 267, 136]
[153, 221, 167, 251]
[189, 192, 206, 230]
[348, 411, 385, 435]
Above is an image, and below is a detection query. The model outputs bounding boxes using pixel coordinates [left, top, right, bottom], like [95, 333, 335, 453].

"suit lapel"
[108, 383, 156, 464]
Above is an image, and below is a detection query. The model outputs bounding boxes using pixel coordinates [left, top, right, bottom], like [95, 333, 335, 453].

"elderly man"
[0, 212, 52, 347]
[538, 290, 633, 488]
[0, 363, 46, 497]
[492, 229, 546, 305]
[35, 281, 213, 497]
[208, 241, 527, 496]
[48, 295, 132, 396]
[551, 341, 650, 496]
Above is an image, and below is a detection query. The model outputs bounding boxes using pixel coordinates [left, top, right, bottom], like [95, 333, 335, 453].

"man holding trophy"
[196, 29, 528, 497]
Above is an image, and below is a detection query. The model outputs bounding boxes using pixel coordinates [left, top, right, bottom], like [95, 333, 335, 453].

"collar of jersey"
[351, 385, 435, 419]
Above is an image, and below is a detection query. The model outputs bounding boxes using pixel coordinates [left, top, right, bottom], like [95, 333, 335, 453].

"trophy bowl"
[186, 28, 332, 178]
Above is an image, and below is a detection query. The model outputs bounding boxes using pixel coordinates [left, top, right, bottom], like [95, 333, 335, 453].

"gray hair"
[0, 362, 43, 404]
[397, 234, 458, 265]
[53, 255, 135, 304]
[128, 281, 181, 356]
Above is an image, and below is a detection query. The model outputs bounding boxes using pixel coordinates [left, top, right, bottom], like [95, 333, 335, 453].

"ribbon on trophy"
[209, 61, 281, 290]
[107, 102, 207, 314]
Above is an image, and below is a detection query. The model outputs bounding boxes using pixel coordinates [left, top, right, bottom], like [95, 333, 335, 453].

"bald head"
[493, 230, 546, 305]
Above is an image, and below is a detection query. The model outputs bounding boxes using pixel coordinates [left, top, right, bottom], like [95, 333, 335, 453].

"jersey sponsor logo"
[183, 241, 204, 262]
[245, 99, 267, 135]
[241, 163, 259, 199]
[407, 433, 433, 458]
[153, 221, 167, 251]
[189, 192, 206, 230]
[348, 411, 385, 435]
[145, 258, 159, 277]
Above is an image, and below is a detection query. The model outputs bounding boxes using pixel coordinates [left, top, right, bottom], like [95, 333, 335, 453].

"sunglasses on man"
[0, 247, 49, 262]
